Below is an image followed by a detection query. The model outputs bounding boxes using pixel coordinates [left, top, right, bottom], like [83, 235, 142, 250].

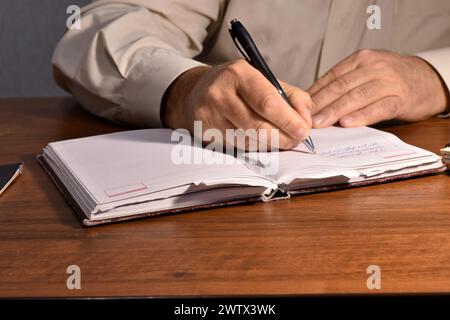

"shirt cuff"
[415, 47, 450, 118]
[121, 48, 205, 127]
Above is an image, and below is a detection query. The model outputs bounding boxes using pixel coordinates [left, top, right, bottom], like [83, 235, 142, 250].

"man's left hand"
[308, 49, 449, 128]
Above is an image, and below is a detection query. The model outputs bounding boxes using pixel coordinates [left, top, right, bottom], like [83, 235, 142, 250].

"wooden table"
[0, 97, 449, 298]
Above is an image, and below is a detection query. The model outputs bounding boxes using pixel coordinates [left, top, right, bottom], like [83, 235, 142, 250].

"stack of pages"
[441, 145, 450, 168]
[38, 126, 445, 226]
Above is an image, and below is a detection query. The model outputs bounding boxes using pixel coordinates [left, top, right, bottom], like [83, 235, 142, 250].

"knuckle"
[233, 59, 248, 68]
[258, 94, 279, 114]
[349, 87, 368, 103]
[204, 84, 223, 104]
[322, 69, 338, 84]
[372, 60, 390, 71]
[355, 48, 374, 59]
[221, 66, 238, 82]
[224, 59, 247, 78]
[329, 78, 348, 96]
[372, 59, 399, 79]
[194, 104, 211, 122]
[254, 119, 267, 132]
[280, 118, 294, 131]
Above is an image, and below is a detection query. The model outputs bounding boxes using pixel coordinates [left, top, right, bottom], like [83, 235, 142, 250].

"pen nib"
[303, 137, 316, 154]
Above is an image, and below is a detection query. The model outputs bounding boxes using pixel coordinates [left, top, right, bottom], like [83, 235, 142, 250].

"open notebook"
[38, 126, 445, 226]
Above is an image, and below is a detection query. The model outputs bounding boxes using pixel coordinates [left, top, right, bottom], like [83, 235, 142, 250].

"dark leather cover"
[0, 162, 23, 195]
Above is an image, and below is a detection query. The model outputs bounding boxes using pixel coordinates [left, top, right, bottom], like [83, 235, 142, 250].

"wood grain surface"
[0, 97, 449, 297]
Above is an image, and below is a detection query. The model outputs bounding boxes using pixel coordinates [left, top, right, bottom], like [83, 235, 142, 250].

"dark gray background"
[0, 0, 91, 97]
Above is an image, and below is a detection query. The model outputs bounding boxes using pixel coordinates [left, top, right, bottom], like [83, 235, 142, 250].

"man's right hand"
[162, 60, 313, 150]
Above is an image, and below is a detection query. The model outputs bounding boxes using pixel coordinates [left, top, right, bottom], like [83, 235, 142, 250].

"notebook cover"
[37, 154, 446, 227]
[0, 162, 23, 196]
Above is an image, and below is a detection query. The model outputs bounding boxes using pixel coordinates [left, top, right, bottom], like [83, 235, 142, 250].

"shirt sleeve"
[415, 47, 450, 118]
[52, 0, 223, 127]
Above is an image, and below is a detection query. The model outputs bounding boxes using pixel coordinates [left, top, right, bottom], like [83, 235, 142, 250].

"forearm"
[161, 65, 211, 130]
[52, 0, 220, 127]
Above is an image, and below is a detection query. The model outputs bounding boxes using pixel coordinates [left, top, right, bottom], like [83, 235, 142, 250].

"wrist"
[433, 67, 450, 116]
[161, 66, 210, 129]
[415, 56, 450, 116]
[440, 86, 450, 116]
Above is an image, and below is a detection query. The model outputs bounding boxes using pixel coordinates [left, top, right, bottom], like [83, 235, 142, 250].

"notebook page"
[48, 129, 274, 207]
[246, 126, 440, 184]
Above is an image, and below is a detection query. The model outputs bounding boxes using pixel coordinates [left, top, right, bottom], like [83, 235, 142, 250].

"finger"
[312, 80, 387, 128]
[339, 96, 400, 127]
[221, 92, 300, 150]
[207, 112, 236, 133]
[310, 67, 381, 115]
[237, 68, 311, 142]
[307, 52, 360, 96]
[201, 109, 235, 141]
[280, 81, 313, 128]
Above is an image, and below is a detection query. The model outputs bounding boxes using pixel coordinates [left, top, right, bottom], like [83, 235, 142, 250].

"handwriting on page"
[320, 142, 384, 159]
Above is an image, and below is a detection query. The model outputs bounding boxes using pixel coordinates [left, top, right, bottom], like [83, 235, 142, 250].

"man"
[53, 0, 450, 150]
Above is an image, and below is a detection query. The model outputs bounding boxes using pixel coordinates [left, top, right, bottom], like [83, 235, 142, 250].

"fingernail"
[312, 114, 325, 127]
[295, 128, 307, 140]
[340, 116, 354, 126]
